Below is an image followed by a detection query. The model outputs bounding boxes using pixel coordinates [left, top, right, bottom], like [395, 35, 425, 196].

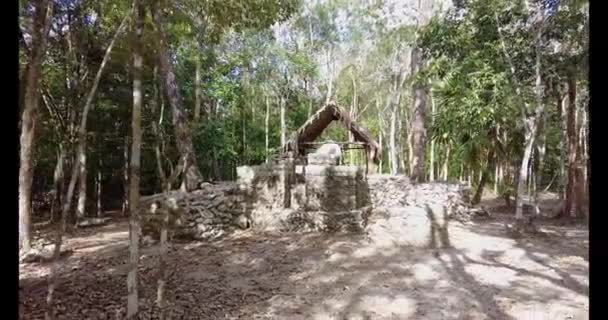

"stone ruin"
[140, 103, 473, 247]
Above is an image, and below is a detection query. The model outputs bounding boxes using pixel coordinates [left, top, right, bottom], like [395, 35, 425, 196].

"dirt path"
[20, 204, 588, 320]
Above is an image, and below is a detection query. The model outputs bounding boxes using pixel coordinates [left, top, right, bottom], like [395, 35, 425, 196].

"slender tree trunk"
[76, 151, 87, 219]
[75, 13, 129, 221]
[308, 14, 314, 117]
[349, 74, 357, 164]
[555, 89, 567, 200]
[409, 46, 428, 183]
[280, 96, 286, 148]
[156, 199, 169, 320]
[127, 0, 144, 316]
[515, 21, 546, 221]
[389, 106, 398, 175]
[152, 74, 170, 320]
[325, 46, 334, 105]
[51, 144, 66, 222]
[378, 128, 383, 174]
[498, 162, 504, 190]
[580, 100, 589, 216]
[265, 95, 270, 162]
[429, 91, 436, 181]
[494, 163, 500, 195]
[388, 74, 406, 175]
[19, 0, 54, 254]
[122, 136, 130, 216]
[152, 3, 202, 191]
[442, 144, 450, 181]
[151, 66, 168, 189]
[527, 154, 533, 197]
[473, 149, 495, 204]
[564, 74, 579, 218]
[459, 164, 463, 182]
[534, 110, 547, 214]
[45, 149, 79, 320]
[96, 159, 102, 217]
[194, 57, 202, 122]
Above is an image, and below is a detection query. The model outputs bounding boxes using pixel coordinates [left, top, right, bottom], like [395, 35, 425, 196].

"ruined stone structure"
[237, 162, 372, 232]
[140, 103, 472, 243]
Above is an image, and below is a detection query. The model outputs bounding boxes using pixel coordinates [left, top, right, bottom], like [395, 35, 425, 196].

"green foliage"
[25, 0, 588, 206]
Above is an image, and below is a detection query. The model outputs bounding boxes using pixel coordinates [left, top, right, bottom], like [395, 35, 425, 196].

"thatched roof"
[283, 102, 381, 164]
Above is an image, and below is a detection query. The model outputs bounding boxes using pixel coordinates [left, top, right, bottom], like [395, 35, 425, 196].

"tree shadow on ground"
[20, 207, 588, 320]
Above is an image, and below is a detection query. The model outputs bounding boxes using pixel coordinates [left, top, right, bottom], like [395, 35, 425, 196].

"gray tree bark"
[409, 45, 429, 183]
[265, 95, 270, 162]
[19, 0, 54, 254]
[127, 0, 144, 316]
[429, 90, 436, 181]
[515, 19, 546, 221]
[442, 144, 450, 181]
[194, 57, 202, 122]
[280, 96, 286, 148]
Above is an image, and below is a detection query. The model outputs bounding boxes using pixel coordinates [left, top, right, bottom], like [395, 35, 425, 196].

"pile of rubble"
[140, 182, 249, 241]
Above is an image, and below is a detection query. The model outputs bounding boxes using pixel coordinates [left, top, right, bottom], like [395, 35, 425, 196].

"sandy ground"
[20, 197, 588, 320]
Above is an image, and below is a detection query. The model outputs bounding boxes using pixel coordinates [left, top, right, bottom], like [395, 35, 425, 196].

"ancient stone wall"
[140, 165, 472, 241]
[140, 182, 247, 240]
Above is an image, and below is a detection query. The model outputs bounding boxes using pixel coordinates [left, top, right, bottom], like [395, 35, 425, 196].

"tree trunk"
[151, 66, 168, 190]
[515, 23, 546, 220]
[527, 154, 534, 197]
[122, 136, 130, 216]
[156, 199, 169, 320]
[19, 0, 53, 254]
[152, 86, 170, 320]
[389, 106, 398, 175]
[76, 152, 87, 219]
[51, 144, 66, 222]
[429, 91, 436, 181]
[378, 127, 383, 174]
[96, 159, 102, 217]
[442, 144, 450, 181]
[473, 149, 495, 204]
[308, 14, 314, 118]
[409, 46, 428, 183]
[45, 149, 80, 320]
[265, 95, 270, 162]
[75, 13, 129, 221]
[152, 4, 202, 191]
[349, 74, 357, 164]
[534, 110, 547, 214]
[580, 100, 589, 216]
[494, 163, 499, 195]
[388, 74, 406, 176]
[564, 74, 579, 218]
[514, 126, 538, 220]
[325, 46, 334, 105]
[555, 89, 567, 200]
[458, 164, 463, 182]
[280, 96, 286, 148]
[127, 0, 143, 317]
[194, 57, 202, 122]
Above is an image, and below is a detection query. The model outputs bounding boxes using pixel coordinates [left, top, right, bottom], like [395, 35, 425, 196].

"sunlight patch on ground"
[509, 303, 588, 320]
[411, 262, 442, 282]
[463, 264, 517, 287]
